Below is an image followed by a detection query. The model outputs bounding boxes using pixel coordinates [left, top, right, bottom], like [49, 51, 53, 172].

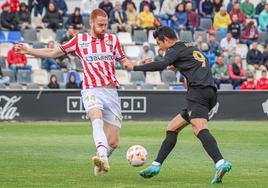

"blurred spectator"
[48, 74, 60, 89]
[262, 43, 268, 69]
[228, 14, 241, 42]
[53, 0, 68, 16]
[241, 21, 259, 47]
[110, 1, 131, 33]
[139, 0, 156, 12]
[42, 41, 60, 71]
[185, 2, 199, 31]
[201, 42, 216, 67]
[240, 0, 255, 18]
[80, 0, 98, 15]
[227, 0, 238, 13]
[195, 35, 204, 50]
[99, 0, 114, 17]
[42, 2, 63, 31]
[208, 33, 220, 56]
[228, 55, 246, 88]
[67, 7, 84, 30]
[247, 41, 266, 73]
[15, 2, 31, 30]
[28, 0, 48, 17]
[256, 0, 267, 15]
[258, 4, 268, 32]
[154, 48, 164, 61]
[0, 3, 20, 30]
[240, 72, 255, 90]
[138, 42, 154, 60]
[211, 54, 231, 89]
[159, 0, 178, 21]
[199, 0, 214, 18]
[122, 0, 136, 11]
[7, 43, 31, 80]
[1, 0, 19, 12]
[66, 73, 79, 89]
[229, 3, 246, 26]
[256, 70, 268, 90]
[0, 65, 10, 85]
[125, 2, 139, 29]
[213, 7, 231, 37]
[213, 0, 223, 12]
[220, 32, 236, 59]
[171, 3, 187, 33]
[138, 4, 155, 30]
[60, 25, 76, 44]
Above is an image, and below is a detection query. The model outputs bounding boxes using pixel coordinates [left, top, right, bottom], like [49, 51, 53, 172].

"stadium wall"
[0, 90, 268, 121]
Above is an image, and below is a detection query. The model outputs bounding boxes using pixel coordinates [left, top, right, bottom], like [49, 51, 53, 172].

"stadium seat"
[59, 82, 65, 89]
[74, 57, 83, 72]
[124, 45, 141, 60]
[194, 31, 208, 42]
[161, 70, 177, 85]
[8, 82, 23, 89]
[172, 85, 186, 90]
[199, 18, 212, 31]
[156, 84, 170, 90]
[140, 83, 154, 90]
[257, 32, 268, 45]
[39, 29, 55, 43]
[0, 42, 13, 57]
[50, 69, 64, 83]
[145, 72, 162, 85]
[2, 69, 14, 82]
[241, 59, 248, 71]
[0, 31, 6, 42]
[32, 42, 45, 49]
[133, 30, 148, 45]
[83, 15, 90, 29]
[7, 31, 24, 43]
[0, 56, 6, 68]
[214, 31, 222, 43]
[118, 32, 134, 45]
[0, 83, 6, 88]
[27, 83, 39, 89]
[179, 31, 193, 42]
[55, 29, 67, 42]
[116, 69, 130, 85]
[32, 69, 48, 85]
[220, 84, 233, 90]
[123, 84, 137, 90]
[23, 29, 38, 43]
[235, 44, 248, 59]
[130, 71, 145, 85]
[27, 58, 41, 70]
[31, 17, 45, 29]
[17, 69, 32, 84]
[66, 71, 81, 85]
[148, 30, 157, 45]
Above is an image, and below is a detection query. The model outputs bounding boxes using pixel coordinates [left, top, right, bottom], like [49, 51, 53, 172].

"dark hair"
[153, 26, 177, 41]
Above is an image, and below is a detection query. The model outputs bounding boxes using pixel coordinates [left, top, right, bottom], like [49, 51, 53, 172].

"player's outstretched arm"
[17, 43, 65, 58]
[124, 58, 171, 72]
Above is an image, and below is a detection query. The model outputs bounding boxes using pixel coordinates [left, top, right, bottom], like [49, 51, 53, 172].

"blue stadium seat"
[130, 71, 145, 85]
[56, 29, 67, 42]
[0, 32, 6, 43]
[0, 56, 6, 68]
[23, 29, 37, 43]
[7, 31, 24, 43]
[66, 71, 81, 85]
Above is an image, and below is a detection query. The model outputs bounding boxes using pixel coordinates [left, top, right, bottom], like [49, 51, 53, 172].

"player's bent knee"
[108, 139, 119, 149]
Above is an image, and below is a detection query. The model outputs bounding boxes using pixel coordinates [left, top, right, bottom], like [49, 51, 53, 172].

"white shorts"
[81, 88, 122, 128]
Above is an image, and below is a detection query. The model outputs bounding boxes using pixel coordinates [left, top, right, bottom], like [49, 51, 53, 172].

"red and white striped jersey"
[60, 33, 125, 89]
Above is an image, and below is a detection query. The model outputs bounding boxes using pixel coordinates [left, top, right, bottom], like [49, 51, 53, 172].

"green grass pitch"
[1, 121, 268, 188]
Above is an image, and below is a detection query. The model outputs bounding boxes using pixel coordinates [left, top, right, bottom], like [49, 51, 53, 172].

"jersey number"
[193, 51, 206, 67]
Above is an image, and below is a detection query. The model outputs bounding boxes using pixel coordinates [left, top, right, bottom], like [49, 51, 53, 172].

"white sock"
[152, 161, 161, 166]
[107, 145, 114, 157]
[216, 159, 225, 168]
[92, 119, 108, 157]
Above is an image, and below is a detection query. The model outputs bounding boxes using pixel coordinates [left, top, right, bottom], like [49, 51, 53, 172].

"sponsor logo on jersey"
[85, 55, 114, 62]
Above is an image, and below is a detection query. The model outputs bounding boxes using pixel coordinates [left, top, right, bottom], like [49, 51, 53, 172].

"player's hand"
[167, 65, 176, 72]
[15, 43, 28, 54]
[123, 60, 135, 71]
[140, 57, 152, 64]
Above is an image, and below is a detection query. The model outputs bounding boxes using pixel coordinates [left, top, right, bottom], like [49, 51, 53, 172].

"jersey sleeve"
[114, 36, 125, 61]
[60, 34, 78, 54]
[134, 47, 178, 71]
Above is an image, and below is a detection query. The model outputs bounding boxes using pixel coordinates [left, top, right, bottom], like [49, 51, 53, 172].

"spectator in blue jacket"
[201, 42, 216, 67]
[99, 0, 114, 17]
[110, 1, 131, 33]
[208, 32, 220, 56]
[171, 3, 187, 33]
[199, 0, 214, 18]
[52, 0, 68, 16]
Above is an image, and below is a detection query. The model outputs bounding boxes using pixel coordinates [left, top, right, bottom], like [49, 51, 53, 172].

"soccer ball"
[126, 145, 148, 167]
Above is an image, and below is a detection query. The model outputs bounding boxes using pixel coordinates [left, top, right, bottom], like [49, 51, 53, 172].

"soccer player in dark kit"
[125, 26, 232, 184]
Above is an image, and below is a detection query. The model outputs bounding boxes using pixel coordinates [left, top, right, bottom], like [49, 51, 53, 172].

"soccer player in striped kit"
[17, 9, 146, 176]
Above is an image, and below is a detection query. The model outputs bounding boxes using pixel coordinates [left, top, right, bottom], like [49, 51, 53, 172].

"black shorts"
[180, 86, 217, 122]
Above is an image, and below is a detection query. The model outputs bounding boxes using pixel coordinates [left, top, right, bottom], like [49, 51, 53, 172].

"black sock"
[155, 131, 178, 165]
[197, 129, 223, 164]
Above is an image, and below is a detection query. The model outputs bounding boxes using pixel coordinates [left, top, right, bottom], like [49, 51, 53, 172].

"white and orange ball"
[126, 145, 148, 167]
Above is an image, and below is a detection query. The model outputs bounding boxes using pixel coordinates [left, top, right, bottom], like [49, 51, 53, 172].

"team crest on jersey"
[105, 39, 113, 46]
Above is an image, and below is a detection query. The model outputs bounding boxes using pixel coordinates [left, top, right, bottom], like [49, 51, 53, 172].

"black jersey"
[134, 41, 216, 89]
